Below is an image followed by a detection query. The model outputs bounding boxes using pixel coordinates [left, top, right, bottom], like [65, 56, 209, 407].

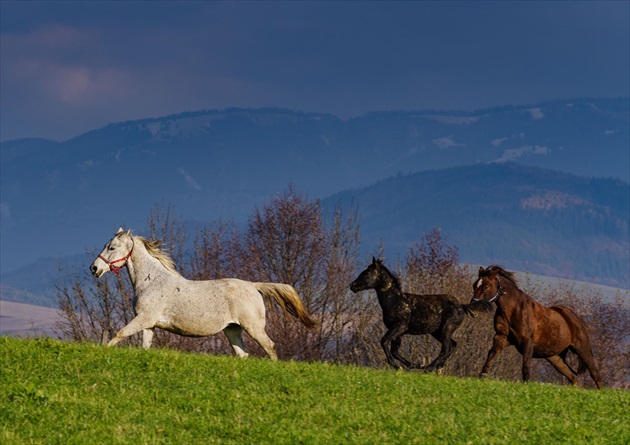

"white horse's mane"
[133, 235, 180, 275]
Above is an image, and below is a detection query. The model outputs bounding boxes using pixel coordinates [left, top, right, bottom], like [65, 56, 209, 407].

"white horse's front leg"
[108, 315, 155, 347]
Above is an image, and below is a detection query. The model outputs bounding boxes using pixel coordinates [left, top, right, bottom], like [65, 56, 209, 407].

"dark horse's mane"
[482, 265, 519, 288]
[377, 261, 404, 292]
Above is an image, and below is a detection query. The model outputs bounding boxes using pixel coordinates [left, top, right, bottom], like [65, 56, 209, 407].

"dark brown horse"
[472, 265, 602, 388]
[350, 257, 488, 372]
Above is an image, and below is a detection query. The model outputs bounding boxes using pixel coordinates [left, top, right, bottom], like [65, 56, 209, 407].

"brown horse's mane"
[482, 265, 519, 288]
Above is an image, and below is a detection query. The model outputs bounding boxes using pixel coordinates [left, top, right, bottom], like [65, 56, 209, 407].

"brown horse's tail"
[576, 355, 588, 375]
[254, 283, 317, 328]
[555, 306, 598, 378]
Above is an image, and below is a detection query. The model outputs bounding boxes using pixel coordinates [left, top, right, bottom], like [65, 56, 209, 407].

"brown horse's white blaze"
[472, 265, 602, 389]
[90, 228, 315, 359]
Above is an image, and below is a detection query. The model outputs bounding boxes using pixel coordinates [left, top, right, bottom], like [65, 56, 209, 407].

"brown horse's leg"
[521, 339, 534, 382]
[558, 349, 579, 375]
[572, 346, 603, 389]
[558, 307, 603, 389]
[546, 355, 578, 386]
[481, 334, 508, 377]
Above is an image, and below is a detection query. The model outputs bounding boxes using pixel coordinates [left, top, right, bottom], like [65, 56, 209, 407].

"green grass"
[1, 337, 628, 444]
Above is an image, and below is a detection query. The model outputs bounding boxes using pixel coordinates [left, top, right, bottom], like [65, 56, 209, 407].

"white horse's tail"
[254, 283, 316, 328]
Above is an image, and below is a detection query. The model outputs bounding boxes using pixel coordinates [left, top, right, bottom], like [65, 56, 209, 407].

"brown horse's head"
[471, 265, 516, 304]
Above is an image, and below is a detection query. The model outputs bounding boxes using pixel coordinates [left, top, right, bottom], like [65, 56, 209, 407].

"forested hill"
[324, 163, 629, 288]
[1, 98, 627, 273]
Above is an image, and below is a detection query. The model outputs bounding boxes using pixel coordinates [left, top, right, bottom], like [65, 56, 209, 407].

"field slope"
[1, 337, 628, 444]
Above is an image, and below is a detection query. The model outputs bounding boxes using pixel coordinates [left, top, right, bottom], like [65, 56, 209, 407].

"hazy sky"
[1, 1, 628, 141]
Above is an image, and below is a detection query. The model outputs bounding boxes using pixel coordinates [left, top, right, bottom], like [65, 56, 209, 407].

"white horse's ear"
[117, 227, 124, 234]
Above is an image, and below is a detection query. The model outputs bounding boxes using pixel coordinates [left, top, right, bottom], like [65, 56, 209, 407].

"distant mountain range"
[323, 163, 629, 288]
[1, 97, 628, 306]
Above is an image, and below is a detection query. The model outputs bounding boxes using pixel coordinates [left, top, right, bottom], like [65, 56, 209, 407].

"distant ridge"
[324, 163, 629, 288]
[1, 97, 628, 293]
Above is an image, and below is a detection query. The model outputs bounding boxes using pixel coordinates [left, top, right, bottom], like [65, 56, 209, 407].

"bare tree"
[189, 220, 241, 281]
[236, 186, 362, 361]
[54, 252, 138, 346]
[146, 200, 187, 272]
[313, 203, 362, 362]
[405, 226, 460, 294]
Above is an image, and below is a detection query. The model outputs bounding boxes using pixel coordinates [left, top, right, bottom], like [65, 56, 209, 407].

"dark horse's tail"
[462, 300, 494, 318]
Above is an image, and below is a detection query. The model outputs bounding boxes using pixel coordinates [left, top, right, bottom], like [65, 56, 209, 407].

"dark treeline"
[55, 187, 629, 388]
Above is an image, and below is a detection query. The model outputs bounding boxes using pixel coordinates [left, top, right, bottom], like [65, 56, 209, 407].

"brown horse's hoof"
[436, 368, 444, 376]
[479, 372, 489, 379]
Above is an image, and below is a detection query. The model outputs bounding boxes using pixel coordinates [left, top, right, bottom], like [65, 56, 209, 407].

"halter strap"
[473, 276, 505, 303]
[98, 238, 134, 275]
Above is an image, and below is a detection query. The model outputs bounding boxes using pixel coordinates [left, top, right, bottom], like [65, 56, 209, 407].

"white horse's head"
[90, 228, 134, 278]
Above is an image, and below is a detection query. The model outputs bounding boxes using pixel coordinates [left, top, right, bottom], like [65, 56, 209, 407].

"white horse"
[90, 228, 315, 360]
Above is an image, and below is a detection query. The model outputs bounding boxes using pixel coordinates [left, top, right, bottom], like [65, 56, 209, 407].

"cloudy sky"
[1, 1, 628, 141]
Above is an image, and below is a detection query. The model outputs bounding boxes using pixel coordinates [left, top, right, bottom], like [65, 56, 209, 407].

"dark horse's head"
[350, 257, 400, 293]
[471, 265, 518, 304]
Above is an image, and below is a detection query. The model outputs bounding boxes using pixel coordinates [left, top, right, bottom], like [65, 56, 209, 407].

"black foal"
[350, 257, 487, 372]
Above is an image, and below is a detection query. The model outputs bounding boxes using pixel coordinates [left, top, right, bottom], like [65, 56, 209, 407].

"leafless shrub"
[54, 254, 139, 346]
[237, 186, 361, 362]
[54, 190, 629, 388]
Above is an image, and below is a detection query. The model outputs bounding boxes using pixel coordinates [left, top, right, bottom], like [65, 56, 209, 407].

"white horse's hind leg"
[243, 325, 277, 361]
[223, 324, 249, 358]
[142, 328, 155, 349]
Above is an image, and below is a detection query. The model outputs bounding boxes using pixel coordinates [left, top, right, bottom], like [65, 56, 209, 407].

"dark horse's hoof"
[479, 372, 489, 379]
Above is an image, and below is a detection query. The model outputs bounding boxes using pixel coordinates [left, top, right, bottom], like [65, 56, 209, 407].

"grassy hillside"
[1, 337, 628, 444]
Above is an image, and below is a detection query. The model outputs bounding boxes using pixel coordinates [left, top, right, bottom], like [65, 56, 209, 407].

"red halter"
[98, 239, 134, 275]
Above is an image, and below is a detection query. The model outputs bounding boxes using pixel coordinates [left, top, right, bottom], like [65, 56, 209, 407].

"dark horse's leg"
[426, 335, 457, 373]
[426, 306, 464, 372]
[381, 324, 408, 369]
[390, 337, 418, 369]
